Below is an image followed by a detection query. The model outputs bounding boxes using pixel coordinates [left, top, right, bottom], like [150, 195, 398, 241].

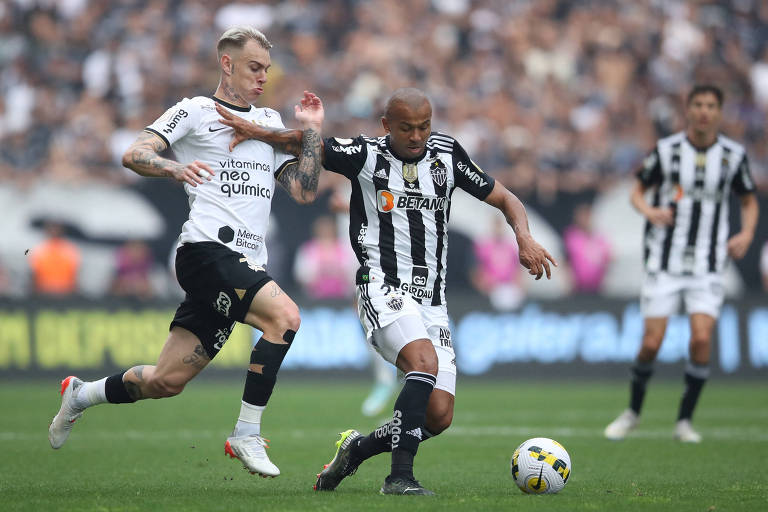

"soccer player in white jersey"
[605, 85, 759, 443]
[215, 88, 556, 495]
[48, 26, 324, 478]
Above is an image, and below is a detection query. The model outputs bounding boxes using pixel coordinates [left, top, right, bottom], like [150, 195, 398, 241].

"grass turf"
[1, 378, 766, 511]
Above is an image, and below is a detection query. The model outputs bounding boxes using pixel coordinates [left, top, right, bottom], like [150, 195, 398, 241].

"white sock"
[233, 401, 265, 437]
[73, 378, 108, 409]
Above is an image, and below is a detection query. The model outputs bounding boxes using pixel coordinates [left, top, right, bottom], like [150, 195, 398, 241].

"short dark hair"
[686, 84, 724, 106]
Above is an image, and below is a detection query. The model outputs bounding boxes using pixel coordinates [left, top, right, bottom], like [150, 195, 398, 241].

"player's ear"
[381, 116, 390, 134]
[220, 53, 232, 76]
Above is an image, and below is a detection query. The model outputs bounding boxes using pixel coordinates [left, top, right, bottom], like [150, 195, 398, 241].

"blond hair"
[217, 26, 272, 59]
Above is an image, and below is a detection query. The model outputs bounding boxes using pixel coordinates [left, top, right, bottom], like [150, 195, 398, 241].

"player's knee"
[410, 353, 438, 376]
[426, 408, 453, 435]
[690, 333, 710, 352]
[254, 303, 301, 339]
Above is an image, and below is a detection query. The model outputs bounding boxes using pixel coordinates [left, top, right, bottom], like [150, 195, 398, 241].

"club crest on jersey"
[214, 291, 232, 317]
[429, 159, 447, 186]
[402, 163, 418, 183]
[386, 295, 404, 311]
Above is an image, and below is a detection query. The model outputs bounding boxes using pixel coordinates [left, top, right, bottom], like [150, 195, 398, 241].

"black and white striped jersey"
[637, 131, 756, 276]
[323, 133, 495, 306]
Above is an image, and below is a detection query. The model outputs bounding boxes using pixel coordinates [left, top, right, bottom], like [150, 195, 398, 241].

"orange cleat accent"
[60, 376, 76, 396]
[224, 440, 236, 458]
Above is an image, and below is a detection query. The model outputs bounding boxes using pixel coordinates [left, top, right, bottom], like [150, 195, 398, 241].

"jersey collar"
[211, 96, 252, 113]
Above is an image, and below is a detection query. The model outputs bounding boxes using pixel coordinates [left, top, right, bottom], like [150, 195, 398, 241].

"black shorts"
[170, 242, 272, 359]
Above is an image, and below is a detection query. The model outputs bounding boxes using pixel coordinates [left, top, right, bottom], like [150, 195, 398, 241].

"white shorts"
[356, 282, 457, 395]
[640, 272, 724, 319]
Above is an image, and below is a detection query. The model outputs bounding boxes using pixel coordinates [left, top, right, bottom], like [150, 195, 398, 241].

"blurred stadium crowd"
[1, 0, 767, 300]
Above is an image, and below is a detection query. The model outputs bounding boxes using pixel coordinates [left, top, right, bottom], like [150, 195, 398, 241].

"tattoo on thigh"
[133, 365, 146, 381]
[182, 344, 210, 369]
[124, 381, 143, 401]
[270, 283, 281, 298]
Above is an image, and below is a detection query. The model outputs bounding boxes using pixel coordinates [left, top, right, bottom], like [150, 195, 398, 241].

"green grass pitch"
[1, 378, 766, 511]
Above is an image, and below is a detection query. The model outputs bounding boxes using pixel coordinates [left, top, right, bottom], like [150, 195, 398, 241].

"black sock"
[390, 371, 436, 479]
[677, 362, 709, 421]
[242, 334, 293, 406]
[629, 360, 654, 415]
[105, 372, 137, 404]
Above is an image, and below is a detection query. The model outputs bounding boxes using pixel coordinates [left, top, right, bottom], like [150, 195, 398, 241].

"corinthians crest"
[402, 162, 418, 183]
[429, 159, 447, 186]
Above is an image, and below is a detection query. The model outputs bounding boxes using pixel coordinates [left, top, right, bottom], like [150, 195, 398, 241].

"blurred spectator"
[293, 215, 356, 300]
[28, 222, 81, 296]
[110, 240, 154, 299]
[563, 203, 612, 294]
[761, 240, 768, 292]
[471, 216, 524, 311]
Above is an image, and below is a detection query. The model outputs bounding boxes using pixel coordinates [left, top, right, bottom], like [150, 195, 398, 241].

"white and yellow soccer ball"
[510, 437, 571, 494]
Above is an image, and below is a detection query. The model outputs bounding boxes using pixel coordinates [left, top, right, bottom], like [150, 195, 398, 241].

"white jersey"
[146, 96, 296, 266]
[637, 131, 755, 276]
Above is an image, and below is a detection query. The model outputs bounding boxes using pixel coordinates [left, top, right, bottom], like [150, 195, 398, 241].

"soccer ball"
[510, 437, 571, 494]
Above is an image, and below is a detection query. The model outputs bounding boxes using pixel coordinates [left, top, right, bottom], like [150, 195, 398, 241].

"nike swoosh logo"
[209, 126, 227, 132]
[531, 466, 544, 490]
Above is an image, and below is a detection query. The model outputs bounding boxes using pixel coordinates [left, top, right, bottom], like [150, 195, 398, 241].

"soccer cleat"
[361, 382, 397, 417]
[604, 409, 639, 440]
[380, 475, 435, 496]
[48, 376, 85, 449]
[314, 429, 362, 491]
[674, 419, 702, 443]
[225, 434, 280, 477]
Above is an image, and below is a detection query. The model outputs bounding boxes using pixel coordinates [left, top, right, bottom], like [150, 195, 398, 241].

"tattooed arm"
[121, 131, 215, 187]
[215, 91, 325, 204]
[276, 127, 323, 204]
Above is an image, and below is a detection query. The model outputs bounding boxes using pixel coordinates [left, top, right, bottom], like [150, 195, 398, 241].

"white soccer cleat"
[48, 376, 85, 449]
[674, 419, 702, 443]
[604, 409, 639, 440]
[225, 434, 280, 477]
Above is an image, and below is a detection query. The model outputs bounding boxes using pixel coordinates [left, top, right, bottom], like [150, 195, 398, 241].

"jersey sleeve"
[145, 97, 198, 148]
[322, 136, 368, 179]
[636, 147, 662, 186]
[732, 154, 756, 196]
[452, 139, 495, 200]
[264, 110, 299, 179]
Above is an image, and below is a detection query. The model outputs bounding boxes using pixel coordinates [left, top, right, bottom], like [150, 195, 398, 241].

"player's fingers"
[542, 259, 552, 279]
[196, 161, 214, 175]
[544, 250, 558, 267]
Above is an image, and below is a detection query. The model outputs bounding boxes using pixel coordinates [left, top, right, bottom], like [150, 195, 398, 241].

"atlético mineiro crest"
[430, 159, 447, 186]
[386, 296, 404, 311]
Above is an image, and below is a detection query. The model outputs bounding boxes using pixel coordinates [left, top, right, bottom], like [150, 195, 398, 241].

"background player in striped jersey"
[215, 88, 556, 495]
[605, 84, 759, 443]
[48, 26, 324, 478]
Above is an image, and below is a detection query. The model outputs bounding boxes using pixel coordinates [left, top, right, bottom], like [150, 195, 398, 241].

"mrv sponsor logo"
[457, 160, 487, 187]
[161, 109, 189, 134]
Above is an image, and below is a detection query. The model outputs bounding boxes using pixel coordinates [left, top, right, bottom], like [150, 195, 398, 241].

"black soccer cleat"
[314, 429, 363, 491]
[380, 475, 435, 496]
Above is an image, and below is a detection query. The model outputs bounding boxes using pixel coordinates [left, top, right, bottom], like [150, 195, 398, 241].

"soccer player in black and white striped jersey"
[218, 88, 556, 495]
[605, 85, 759, 443]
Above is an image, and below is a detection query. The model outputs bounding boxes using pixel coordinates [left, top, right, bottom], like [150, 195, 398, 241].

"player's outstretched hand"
[517, 235, 557, 280]
[294, 91, 324, 131]
[646, 207, 674, 226]
[215, 102, 255, 152]
[171, 160, 214, 187]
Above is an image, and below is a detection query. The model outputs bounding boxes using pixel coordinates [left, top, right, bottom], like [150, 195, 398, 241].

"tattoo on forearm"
[182, 344, 210, 369]
[126, 132, 178, 178]
[277, 128, 321, 201]
[124, 381, 143, 401]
